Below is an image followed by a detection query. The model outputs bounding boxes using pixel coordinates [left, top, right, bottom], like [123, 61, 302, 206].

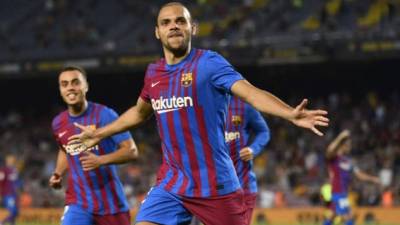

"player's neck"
[68, 100, 88, 117]
[164, 46, 191, 65]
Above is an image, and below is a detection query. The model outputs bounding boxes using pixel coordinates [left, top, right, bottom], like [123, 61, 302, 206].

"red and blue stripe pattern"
[225, 96, 270, 194]
[52, 102, 130, 215]
[328, 155, 354, 194]
[140, 49, 245, 197]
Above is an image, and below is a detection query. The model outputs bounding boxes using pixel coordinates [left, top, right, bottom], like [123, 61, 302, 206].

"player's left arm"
[80, 138, 138, 171]
[231, 80, 329, 136]
[354, 169, 381, 185]
[240, 107, 270, 162]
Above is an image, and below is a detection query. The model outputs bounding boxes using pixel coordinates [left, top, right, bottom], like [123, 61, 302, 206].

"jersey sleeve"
[51, 117, 63, 149]
[246, 104, 270, 156]
[139, 64, 155, 103]
[206, 51, 244, 93]
[100, 107, 132, 145]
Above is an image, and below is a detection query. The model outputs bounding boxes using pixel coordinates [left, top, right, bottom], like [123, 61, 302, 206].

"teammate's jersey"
[140, 48, 244, 197]
[0, 166, 18, 197]
[52, 102, 131, 215]
[225, 96, 270, 194]
[327, 155, 355, 194]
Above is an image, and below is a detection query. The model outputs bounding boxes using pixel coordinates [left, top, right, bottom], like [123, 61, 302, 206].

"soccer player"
[70, 2, 329, 225]
[325, 130, 381, 225]
[225, 96, 270, 224]
[0, 154, 20, 225]
[48, 66, 138, 225]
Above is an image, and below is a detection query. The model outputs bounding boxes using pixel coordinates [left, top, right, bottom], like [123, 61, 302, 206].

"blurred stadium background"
[0, 0, 400, 224]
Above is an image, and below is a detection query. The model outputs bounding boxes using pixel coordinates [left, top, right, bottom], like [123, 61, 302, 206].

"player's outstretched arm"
[49, 149, 68, 189]
[355, 170, 381, 185]
[79, 139, 138, 171]
[69, 98, 153, 148]
[231, 80, 329, 136]
[326, 130, 350, 158]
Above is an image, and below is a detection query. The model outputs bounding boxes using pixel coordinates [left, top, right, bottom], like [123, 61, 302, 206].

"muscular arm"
[94, 98, 153, 140]
[354, 170, 380, 184]
[232, 80, 293, 120]
[70, 98, 153, 147]
[231, 80, 329, 136]
[49, 149, 68, 189]
[54, 149, 68, 176]
[326, 130, 350, 159]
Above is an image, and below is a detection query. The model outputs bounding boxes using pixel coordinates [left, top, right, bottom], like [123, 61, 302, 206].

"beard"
[163, 37, 190, 57]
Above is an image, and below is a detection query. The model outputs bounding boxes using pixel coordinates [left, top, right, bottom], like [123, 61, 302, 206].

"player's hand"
[49, 172, 62, 189]
[239, 147, 254, 162]
[68, 123, 100, 149]
[338, 129, 351, 139]
[290, 99, 329, 136]
[79, 151, 104, 171]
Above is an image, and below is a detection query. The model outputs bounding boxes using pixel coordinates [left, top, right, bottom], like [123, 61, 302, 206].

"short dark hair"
[60, 65, 87, 80]
[157, 1, 192, 25]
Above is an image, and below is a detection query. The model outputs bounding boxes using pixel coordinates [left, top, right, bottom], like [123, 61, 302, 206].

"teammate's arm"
[240, 108, 270, 161]
[79, 139, 138, 171]
[70, 98, 153, 148]
[354, 169, 381, 185]
[231, 80, 329, 136]
[49, 149, 68, 189]
[326, 130, 350, 159]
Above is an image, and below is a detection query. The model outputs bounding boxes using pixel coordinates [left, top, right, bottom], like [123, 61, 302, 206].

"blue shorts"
[332, 193, 350, 215]
[61, 204, 130, 225]
[135, 186, 246, 225]
[135, 187, 192, 225]
[2, 195, 19, 216]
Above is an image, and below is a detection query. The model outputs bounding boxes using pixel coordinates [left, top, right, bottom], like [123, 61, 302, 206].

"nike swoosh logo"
[151, 81, 160, 88]
[58, 131, 67, 138]
[157, 108, 180, 114]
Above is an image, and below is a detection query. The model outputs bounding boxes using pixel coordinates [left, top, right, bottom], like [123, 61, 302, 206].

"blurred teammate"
[0, 154, 20, 225]
[70, 2, 329, 225]
[325, 130, 380, 225]
[225, 96, 270, 224]
[49, 66, 138, 225]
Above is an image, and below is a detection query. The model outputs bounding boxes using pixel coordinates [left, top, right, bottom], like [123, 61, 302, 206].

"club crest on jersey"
[181, 72, 192, 87]
[232, 115, 242, 126]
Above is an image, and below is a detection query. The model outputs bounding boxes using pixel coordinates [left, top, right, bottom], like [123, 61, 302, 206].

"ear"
[155, 26, 160, 40]
[191, 22, 197, 36]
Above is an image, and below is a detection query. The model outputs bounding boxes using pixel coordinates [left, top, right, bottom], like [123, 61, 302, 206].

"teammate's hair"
[156, 1, 192, 25]
[60, 66, 88, 80]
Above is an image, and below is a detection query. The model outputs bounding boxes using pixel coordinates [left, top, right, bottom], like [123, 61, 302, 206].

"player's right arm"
[49, 148, 68, 189]
[70, 98, 153, 148]
[326, 130, 350, 159]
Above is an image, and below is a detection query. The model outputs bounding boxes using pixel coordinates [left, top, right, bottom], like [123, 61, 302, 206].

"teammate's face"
[155, 5, 195, 53]
[58, 70, 88, 106]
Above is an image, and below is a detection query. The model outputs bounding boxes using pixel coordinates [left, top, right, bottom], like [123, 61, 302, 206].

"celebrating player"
[225, 96, 270, 224]
[325, 130, 381, 225]
[70, 2, 329, 224]
[49, 66, 138, 225]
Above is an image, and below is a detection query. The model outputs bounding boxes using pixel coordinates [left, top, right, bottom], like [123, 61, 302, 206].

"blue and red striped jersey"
[140, 48, 244, 197]
[328, 155, 355, 194]
[52, 102, 131, 215]
[225, 96, 270, 194]
[0, 166, 19, 197]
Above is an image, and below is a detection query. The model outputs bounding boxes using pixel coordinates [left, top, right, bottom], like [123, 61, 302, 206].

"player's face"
[155, 5, 195, 53]
[58, 70, 88, 106]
